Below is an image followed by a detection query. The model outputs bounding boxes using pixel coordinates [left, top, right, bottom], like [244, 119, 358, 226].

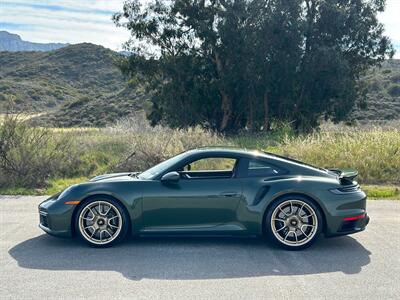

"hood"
[89, 172, 140, 182]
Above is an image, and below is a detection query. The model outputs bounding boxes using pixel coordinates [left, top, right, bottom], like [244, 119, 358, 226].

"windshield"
[138, 152, 188, 180]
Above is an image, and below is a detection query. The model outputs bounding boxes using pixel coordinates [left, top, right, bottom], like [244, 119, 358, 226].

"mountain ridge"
[0, 31, 68, 52]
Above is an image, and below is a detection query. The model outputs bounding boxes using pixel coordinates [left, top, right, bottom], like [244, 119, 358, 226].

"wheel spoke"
[298, 203, 305, 217]
[84, 225, 95, 231]
[88, 207, 96, 218]
[302, 224, 315, 228]
[284, 231, 290, 241]
[108, 223, 119, 229]
[301, 213, 314, 219]
[90, 228, 97, 238]
[276, 226, 286, 232]
[103, 205, 111, 216]
[273, 218, 285, 223]
[300, 227, 309, 238]
[279, 207, 290, 217]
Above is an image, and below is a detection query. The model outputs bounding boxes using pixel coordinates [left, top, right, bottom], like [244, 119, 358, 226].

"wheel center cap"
[97, 218, 105, 226]
[288, 217, 299, 227]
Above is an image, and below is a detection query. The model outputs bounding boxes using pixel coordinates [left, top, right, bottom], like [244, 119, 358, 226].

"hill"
[0, 31, 67, 52]
[0, 43, 146, 126]
[349, 59, 400, 123]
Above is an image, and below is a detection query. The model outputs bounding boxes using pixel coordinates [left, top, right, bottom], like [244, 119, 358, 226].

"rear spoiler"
[328, 168, 358, 184]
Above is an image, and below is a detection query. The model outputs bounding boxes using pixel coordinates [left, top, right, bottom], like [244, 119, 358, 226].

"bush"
[0, 115, 81, 188]
[108, 114, 229, 172]
[276, 123, 400, 184]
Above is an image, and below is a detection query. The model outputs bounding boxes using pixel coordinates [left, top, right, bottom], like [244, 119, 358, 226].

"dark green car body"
[39, 148, 369, 244]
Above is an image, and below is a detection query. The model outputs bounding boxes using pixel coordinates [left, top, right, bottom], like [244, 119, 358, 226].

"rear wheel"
[75, 198, 129, 247]
[265, 196, 322, 250]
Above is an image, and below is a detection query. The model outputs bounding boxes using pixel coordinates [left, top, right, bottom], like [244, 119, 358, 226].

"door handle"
[220, 192, 238, 197]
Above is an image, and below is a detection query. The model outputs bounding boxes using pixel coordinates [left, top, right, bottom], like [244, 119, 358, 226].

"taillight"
[330, 184, 360, 194]
[343, 213, 365, 221]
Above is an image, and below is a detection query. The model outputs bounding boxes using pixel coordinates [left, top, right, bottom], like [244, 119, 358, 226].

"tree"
[114, 0, 393, 132]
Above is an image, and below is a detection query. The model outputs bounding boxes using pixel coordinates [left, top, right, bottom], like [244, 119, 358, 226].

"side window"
[246, 159, 286, 177]
[184, 157, 236, 171]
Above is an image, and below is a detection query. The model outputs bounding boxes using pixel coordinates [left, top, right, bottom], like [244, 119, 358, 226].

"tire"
[74, 196, 130, 247]
[264, 195, 323, 250]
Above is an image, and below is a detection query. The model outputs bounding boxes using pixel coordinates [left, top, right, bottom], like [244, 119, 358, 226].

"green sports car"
[38, 148, 369, 250]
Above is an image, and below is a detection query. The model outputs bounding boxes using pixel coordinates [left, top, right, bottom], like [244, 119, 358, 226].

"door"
[141, 157, 243, 232]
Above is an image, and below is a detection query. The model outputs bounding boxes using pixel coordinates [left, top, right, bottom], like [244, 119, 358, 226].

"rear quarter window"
[246, 159, 287, 177]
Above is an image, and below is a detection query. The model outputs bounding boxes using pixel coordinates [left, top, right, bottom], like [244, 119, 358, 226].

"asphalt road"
[0, 196, 399, 299]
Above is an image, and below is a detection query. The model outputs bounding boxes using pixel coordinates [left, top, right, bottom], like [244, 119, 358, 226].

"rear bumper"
[327, 213, 370, 237]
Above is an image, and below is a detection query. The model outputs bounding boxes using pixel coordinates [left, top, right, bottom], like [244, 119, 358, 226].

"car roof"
[187, 147, 325, 173]
[187, 147, 264, 156]
[186, 147, 287, 162]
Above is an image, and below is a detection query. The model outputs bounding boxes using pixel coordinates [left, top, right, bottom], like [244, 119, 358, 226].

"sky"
[0, 0, 399, 56]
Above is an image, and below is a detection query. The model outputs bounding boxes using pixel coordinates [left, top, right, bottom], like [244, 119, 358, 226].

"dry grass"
[107, 114, 229, 171]
[277, 122, 400, 184]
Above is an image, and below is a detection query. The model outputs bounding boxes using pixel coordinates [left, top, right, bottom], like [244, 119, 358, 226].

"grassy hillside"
[0, 43, 146, 125]
[32, 87, 148, 127]
[350, 59, 400, 123]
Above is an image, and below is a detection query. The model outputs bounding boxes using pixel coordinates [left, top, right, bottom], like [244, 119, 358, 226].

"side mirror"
[161, 171, 180, 182]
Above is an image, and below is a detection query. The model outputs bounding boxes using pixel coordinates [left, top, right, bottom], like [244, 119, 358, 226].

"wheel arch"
[261, 192, 327, 236]
[70, 194, 131, 237]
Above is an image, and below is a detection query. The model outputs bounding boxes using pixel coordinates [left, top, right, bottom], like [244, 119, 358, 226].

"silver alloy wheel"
[78, 201, 123, 245]
[270, 199, 318, 247]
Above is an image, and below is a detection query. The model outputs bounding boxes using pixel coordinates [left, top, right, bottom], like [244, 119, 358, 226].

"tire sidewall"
[74, 196, 130, 247]
[265, 195, 323, 250]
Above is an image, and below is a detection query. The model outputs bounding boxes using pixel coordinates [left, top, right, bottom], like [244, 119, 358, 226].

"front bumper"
[38, 196, 74, 238]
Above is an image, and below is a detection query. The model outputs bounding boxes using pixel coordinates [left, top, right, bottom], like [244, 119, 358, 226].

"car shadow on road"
[9, 234, 371, 280]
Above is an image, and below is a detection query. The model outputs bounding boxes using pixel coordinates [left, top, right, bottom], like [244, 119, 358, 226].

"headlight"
[58, 185, 75, 200]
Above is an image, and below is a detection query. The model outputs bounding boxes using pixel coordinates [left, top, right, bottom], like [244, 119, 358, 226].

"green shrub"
[0, 115, 81, 188]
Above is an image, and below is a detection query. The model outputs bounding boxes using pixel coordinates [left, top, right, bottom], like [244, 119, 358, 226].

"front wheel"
[75, 198, 129, 247]
[265, 196, 323, 250]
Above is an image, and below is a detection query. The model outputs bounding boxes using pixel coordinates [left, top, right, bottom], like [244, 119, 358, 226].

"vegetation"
[0, 114, 398, 198]
[114, 0, 393, 133]
[0, 43, 147, 127]
[0, 2, 398, 200]
[362, 185, 400, 200]
[351, 59, 400, 123]
[0, 115, 82, 188]
[277, 122, 400, 184]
